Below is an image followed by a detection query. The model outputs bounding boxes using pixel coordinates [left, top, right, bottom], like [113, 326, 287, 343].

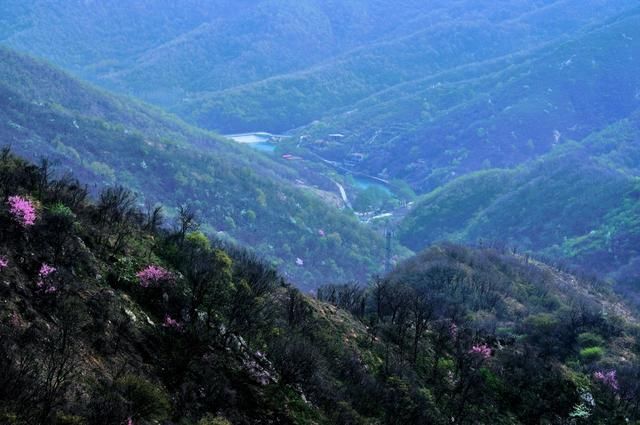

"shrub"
[593, 370, 619, 391]
[579, 346, 604, 362]
[7, 195, 36, 227]
[469, 344, 492, 359]
[577, 332, 604, 348]
[49, 202, 75, 220]
[36, 263, 58, 294]
[185, 231, 211, 251]
[54, 413, 86, 425]
[116, 375, 170, 422]
[136, 265, 173, 288]
[162, 314, 183, 331]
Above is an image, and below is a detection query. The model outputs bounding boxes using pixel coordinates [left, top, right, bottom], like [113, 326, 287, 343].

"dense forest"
[1, 150, 640, 424]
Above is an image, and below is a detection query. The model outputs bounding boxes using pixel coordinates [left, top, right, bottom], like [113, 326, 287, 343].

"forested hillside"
[3, 2, 640, 424]
[296, 6, 640, 190]
[178, 0, 634, 133]
[1, 151, 640, 424]
[0, 47, 393, 289]
[3, 1, 640, 294]
[1, 0, 633, 134]
[0, 0, 460, 112]
[398, 110, 640, 300]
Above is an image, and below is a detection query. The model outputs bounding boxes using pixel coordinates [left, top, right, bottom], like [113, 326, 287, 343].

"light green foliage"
[89, 161, 115, 182]
[49, 202, 75, 219]
[579, 347, 604, 363]
[185, 231, 211, 252]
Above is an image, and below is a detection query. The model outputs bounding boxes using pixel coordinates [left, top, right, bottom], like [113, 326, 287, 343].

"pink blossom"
[594, 370, 619, 391]
[0, 256, 8, 270]
[126, 418, 134, 425]
[36, 263, 57, 294]
[469, 344, 492, 359]
[39, 263, 56, 278]
[162, 314, 183, 331]
[136, 265, 173, 288]
[7, 195, 36, 227]
[318, 229, 326, 237]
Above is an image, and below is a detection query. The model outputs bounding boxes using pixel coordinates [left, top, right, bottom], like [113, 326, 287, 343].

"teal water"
[352, 176, 392, 194]
[249, 142, 277, 153]
[227, 133, 279, 154]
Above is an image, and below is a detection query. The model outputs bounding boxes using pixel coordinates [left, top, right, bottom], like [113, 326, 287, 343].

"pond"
[352, 175, 392, 195]
[249, 142, 277, 153]
[226, 132, 281, 154]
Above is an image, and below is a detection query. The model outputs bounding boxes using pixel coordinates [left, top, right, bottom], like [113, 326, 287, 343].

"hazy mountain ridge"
[296, 6, 640, 190]
[179, 0, 634, 133]
[3, 0, 632, 132]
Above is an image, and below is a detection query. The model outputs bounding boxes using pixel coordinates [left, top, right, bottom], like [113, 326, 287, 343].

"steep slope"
[296, 5, 640, 190]
[0, 46, 389, 289]
[398, 110, 640, 290]
[1, 153, 639, 423]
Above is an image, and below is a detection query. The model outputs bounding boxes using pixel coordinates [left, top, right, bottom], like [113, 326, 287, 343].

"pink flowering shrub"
[0, 256, 8, 270]
[594, 370, 619, 391]
[469, 344, 492, 359]
[136, 265, 173, 288]
[36, 263, 57, 294]
[162, 314, 183, 331]
[39, 263, 56, 278]
[8, 195, 36, 227]
[126, 418, 134, 425]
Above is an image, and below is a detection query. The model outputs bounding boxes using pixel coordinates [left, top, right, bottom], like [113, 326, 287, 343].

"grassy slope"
[0, 46, 389, 289]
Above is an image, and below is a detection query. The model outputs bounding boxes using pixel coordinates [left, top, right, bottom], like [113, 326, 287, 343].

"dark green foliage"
[398, 111, 640, 297]
[2, 150, 640, 424]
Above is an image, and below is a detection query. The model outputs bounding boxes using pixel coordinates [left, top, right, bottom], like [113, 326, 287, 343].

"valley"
[2, 1, 640, 424]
